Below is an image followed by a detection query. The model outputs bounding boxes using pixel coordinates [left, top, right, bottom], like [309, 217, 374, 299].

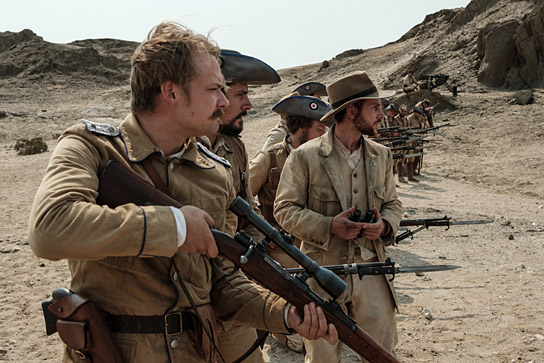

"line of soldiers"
[371, 99, 437, 183]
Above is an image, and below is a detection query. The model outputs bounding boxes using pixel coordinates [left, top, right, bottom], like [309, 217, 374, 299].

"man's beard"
[219, 111, 247, 136]
[299, 128, 310, 145]
[353, 111, 376, 136]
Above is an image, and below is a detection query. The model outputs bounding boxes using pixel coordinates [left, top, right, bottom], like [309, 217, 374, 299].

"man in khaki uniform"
[203, 49, 281, 363]
[403, 69, 420, 93]
[250, 94, 331, 266]
[249, 94, 331, 355]
[261, 82, 327, 150]
[274, 72, 402, 363]
[404, 106, 428, 181]
[28, 22, 336, 363]
[391, 104, 408, 183]
[416, 98, 435, 127]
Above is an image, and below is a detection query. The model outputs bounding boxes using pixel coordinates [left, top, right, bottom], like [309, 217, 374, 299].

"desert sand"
[1, 0, 544, 362]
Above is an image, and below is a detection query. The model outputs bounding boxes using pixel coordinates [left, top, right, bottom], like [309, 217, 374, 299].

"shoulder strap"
[268, 150, 281, 194]
[141, 158, 172, 198]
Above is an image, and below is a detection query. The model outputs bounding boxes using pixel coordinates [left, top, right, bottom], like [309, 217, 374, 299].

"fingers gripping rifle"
[97, 160, 399, 363]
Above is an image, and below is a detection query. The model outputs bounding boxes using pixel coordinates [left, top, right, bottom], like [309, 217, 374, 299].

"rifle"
[371, 135, 429, 143]
[393, 152, 427, 160]
[396, 216, 494, 243]
[287, 257, 460, 281]
[96, 160, 399, 363]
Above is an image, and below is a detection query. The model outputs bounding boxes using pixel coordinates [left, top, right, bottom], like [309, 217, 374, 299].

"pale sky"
[2, 0, 471, 70]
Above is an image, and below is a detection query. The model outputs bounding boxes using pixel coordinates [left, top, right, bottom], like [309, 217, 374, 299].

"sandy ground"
[0, 75, 543, 363]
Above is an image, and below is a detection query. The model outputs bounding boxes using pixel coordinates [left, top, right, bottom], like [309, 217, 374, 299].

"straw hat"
[320, 72, 394, 121]
[219, 50, 280, 85]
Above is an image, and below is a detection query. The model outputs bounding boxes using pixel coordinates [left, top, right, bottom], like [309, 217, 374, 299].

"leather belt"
[106, 312, 194, 335]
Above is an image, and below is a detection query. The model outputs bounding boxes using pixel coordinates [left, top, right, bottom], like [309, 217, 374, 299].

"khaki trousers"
[303, 273, 397, 363]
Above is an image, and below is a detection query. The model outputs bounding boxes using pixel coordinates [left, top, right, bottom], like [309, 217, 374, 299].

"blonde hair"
[130, 22, 220, 114]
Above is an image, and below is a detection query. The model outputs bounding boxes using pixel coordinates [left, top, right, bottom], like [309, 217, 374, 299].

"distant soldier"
[403, 69, 419, 93]
[416, 98, 435, 127]
[381, 103, 397, 128]
[404, 106, 427, 181]
[261, 82, 327, 150]
[393, 104, 408, 127]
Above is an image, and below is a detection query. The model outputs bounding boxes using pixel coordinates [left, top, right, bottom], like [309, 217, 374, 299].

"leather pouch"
[186, 304, 220, 363]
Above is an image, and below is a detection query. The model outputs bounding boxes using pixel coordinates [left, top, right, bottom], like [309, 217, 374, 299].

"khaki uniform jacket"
[273, 126, 402, 306]
[261, 117, 288, 151]
[28, 114, 288, 362]
[211, 133, 264, 239]
[249, 136, 290, 214]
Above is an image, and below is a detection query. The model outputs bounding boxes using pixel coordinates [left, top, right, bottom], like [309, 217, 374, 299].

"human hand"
[286, 303, 338, 345]
[360, 207, 386, 240]
[178, 205, 218, 258]
[330, 206, 365, 240]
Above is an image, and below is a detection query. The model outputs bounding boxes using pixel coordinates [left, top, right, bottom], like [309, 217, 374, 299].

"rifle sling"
[141, 158, 172, 197]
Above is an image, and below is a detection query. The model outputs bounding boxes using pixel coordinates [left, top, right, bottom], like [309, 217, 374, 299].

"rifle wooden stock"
[96, 160, 399, 363]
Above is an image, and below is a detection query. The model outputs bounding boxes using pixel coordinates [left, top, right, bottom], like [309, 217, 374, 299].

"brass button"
[170, 339, 179, 349]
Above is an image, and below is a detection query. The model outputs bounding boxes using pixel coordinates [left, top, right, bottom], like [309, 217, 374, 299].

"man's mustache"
[234, 111, 248, 121]
[211, 109, 224, 120]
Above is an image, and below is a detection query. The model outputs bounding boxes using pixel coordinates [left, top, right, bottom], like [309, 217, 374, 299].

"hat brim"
[220, 51, 280, 85]
[320, 89, 396, 122]
[272, 95, 334, 127]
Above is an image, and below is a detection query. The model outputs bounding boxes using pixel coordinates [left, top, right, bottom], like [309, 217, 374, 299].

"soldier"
[249, 94, 331, 355]
[404, 106, 427, 181]
[381, 103, 397, 128]
[403, 69, 419, 93]
[393, 104, 408, 127]
[261, 81, 327, 150]
[202, 49, 280, 363]
[250, 94, 331, 267]
[393, 104, 408, 183]
[28, 22, 336, 363]
[274, 71, 402, 362]
[416, 98, 435, 127]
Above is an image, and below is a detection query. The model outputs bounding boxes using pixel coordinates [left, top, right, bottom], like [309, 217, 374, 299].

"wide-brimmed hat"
[273, 94, 334, 127]
[219, 50, 280, 85]
[320, 72, 395, 121]
[292, 82, 327, 96]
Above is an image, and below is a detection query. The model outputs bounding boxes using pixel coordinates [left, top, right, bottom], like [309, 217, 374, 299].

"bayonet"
[287, 258, 460, 282]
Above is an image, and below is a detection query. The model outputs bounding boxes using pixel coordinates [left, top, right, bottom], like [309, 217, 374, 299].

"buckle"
[165, 312, 183, 336]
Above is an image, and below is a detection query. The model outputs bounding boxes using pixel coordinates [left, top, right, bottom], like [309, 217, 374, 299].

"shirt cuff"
[170, 207, 187, 247]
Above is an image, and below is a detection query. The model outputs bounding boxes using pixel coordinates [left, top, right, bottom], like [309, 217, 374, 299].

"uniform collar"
[119, 113, 215, 169]
[119, 113, 163, 162]
[212, 133, 234, 154]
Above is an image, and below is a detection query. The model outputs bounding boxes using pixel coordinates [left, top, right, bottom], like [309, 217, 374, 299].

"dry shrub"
[14, 137, 48, 155]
